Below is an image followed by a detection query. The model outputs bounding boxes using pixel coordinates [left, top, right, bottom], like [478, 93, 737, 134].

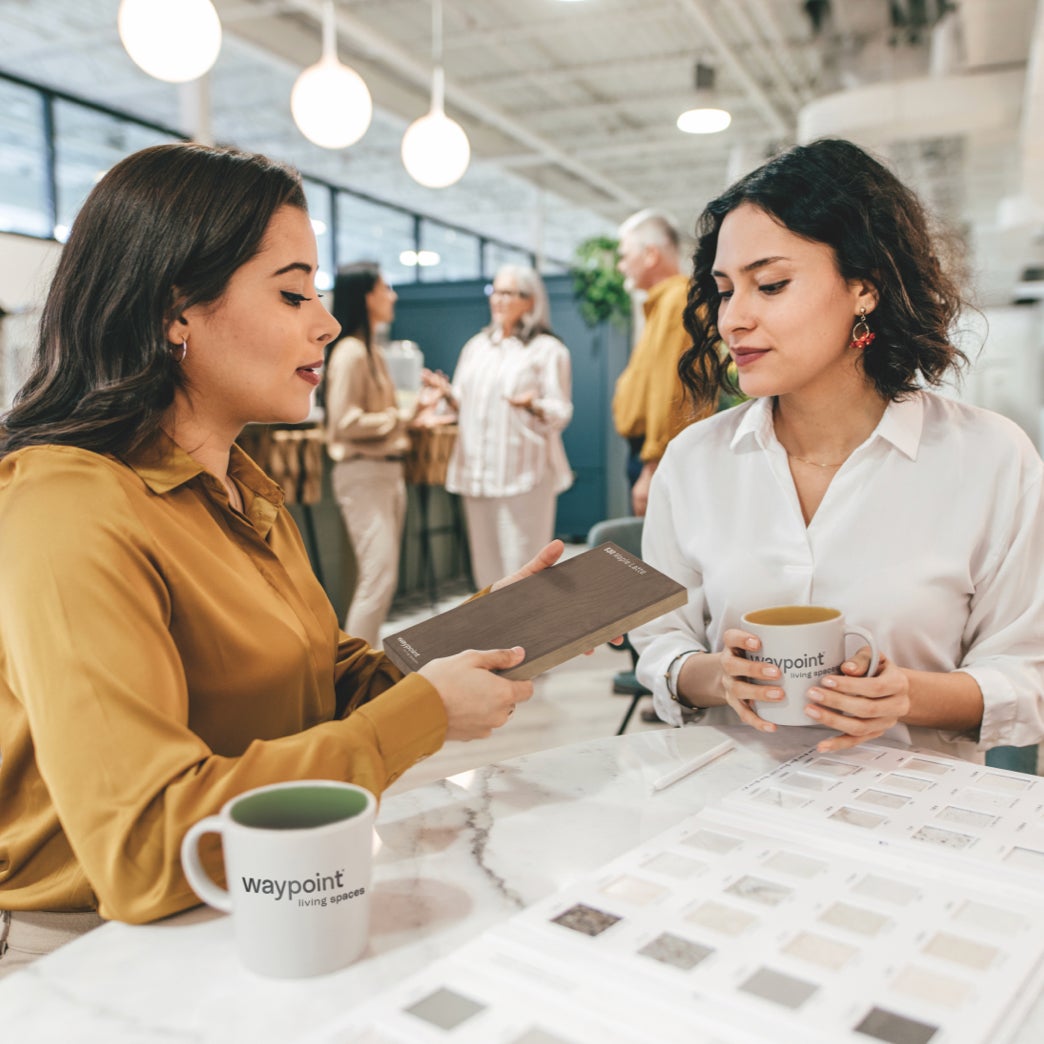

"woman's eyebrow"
[272, 261, 314, 277]
[711, 255, 788, 278]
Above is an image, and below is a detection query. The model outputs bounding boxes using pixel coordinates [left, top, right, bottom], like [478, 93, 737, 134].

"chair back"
[587, 516, 644, 558]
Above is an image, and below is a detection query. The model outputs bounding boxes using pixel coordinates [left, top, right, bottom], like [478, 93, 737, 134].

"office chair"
[586, 516, 652, 735]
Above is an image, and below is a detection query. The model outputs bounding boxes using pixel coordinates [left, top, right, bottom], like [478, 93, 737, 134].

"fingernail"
[842, 661, 856, 672]
[822, 677, 838, 688]
[767, 688, 783, 700]
[806, 706, 822, 720]
[512, 646, 525, 656]
[764, 666, 780, 678]
[745, 638, 758, 649]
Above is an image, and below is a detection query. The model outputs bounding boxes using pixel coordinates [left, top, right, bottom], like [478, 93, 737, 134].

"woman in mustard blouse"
[0, 143, 552, 970]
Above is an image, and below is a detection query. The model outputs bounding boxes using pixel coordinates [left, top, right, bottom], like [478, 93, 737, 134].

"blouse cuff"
[959, 665, 1018, 748]
[354, 673, 447, 785]
[638, 646, 699, 728]
[532, 400, 571, 432]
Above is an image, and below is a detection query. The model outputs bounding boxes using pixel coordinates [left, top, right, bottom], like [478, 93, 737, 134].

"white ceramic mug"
[740, 605, 880, 727]
[180, 780, 375, 978]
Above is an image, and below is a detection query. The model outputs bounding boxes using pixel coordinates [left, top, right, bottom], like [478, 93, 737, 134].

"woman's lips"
[296, 365, 321, 387]
[731, 348, 769, 368]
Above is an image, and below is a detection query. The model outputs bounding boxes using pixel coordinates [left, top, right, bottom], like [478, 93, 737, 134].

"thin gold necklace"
[787, 452, 845, 469]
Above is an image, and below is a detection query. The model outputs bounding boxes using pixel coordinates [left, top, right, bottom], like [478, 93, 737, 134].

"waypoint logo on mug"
[740, 605, 878, 727]
[745, 651, 831, 678]
[239, 868, 366, 906]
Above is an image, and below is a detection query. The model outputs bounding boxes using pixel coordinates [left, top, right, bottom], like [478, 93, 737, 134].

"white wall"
[0, 232, 61, 410]
[948, 304, 1044, 452]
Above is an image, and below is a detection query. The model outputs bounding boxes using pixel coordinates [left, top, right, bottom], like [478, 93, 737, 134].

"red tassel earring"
[850, 307, 875, 350]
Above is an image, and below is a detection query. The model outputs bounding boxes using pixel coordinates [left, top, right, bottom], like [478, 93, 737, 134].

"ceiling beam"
[460, 51, 697, 92]
[444, 8, 663, 51]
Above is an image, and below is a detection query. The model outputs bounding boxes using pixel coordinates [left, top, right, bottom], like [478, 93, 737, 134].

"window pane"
[418, 220, 480, 282]
[52, 101, 179, 236]
[335, 191, 415, 286]
[0, 79, 50, 236]
[303, 179, 334, 291]
[485, 242, 535, 276]
[541, 258, 569, 275]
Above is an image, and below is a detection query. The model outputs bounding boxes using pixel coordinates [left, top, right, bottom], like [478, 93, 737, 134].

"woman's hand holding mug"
[721, 605, 904, 753]
[804, 649, 911, 753]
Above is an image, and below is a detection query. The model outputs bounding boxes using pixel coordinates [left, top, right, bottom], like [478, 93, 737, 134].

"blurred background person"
[612, 209, 716, 515]
[423, 266, 573, 590]
[325, 261, 412, 647]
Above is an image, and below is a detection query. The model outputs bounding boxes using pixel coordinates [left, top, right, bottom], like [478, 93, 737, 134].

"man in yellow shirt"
[611, 209, 714, 516]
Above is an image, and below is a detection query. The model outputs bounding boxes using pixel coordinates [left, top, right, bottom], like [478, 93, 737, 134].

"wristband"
[665, 649, 701, 705]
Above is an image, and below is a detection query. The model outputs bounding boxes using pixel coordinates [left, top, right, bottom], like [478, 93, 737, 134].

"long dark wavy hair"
[679, 138, 967, 406]
[0, 142, 306, 457]
[323, 261, 382, 409]
[332, 261, 381, 351]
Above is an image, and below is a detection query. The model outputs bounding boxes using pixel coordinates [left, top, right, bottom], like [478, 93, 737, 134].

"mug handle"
[844, 626, 880, 679]
[180, 816, 233, 913]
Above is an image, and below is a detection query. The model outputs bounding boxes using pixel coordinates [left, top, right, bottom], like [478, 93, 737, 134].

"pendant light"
[118, 0, 222, 83]
[401, 0, 471, 189]
[291, 0, 373, 149]
[676, 61, 732, 135]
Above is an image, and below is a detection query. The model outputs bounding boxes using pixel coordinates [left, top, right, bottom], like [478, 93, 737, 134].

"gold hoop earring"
[171, 340, 187, 363]
[849, 307, 875, 350]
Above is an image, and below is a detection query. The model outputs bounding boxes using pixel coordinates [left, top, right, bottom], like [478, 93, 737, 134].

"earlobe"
[857, 283, 879, 315]
[164, 312, 189, 348]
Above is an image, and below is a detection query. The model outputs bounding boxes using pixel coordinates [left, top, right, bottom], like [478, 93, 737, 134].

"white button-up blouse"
[445, 327, 574, 499]
[633, 391, 1044, 761]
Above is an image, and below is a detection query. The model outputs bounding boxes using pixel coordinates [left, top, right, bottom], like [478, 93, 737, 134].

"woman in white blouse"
[423, 266, 573, 590]
[632, 138, 1044, 762]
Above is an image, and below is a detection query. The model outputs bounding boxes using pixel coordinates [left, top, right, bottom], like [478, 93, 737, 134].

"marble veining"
[461, 774, 526, 910]
[3, 726, 1043, 1044]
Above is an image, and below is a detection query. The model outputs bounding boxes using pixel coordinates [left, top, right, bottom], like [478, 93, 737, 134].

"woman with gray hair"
[422, 265, 573, 589]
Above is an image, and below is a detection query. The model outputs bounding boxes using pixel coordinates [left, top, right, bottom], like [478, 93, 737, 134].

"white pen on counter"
[650, 738, 736, 792]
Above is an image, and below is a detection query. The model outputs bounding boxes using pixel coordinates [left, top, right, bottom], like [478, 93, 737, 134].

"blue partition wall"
[391, 274, 631, 541]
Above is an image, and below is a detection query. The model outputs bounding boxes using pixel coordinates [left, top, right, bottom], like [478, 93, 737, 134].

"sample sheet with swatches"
[303, 746, 1044, 1044]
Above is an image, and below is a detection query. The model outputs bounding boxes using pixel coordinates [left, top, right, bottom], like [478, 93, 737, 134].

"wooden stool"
[404, 425, 468, 604]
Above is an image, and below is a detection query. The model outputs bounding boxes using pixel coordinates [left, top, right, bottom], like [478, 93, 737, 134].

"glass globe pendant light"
[291, 0, 373, 149]
[118, 0, 222, 83]
[401, 0, 470, 188]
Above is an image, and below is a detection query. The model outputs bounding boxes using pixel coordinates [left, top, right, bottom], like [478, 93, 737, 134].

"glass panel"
[335, 191, 415, 287]
[52, 100, 179, 237]
[0, 79, 50, 236]
[540, 258, 569, 275]
[418, 220, 480, 282]
[303, 179, 334, 291]
[485, 241, 535, 277]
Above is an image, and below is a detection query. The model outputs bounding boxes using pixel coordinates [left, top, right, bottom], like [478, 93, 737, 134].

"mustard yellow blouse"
[0, 436, 446, 923]
[611, 273, 713, 462]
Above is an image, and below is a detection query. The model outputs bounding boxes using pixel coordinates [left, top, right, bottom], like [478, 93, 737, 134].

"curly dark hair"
[679, 138, 967, 406]
[1, 143, 306, 457]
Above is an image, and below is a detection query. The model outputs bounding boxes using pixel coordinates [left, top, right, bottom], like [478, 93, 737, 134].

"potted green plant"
[570, 235, 631, 329]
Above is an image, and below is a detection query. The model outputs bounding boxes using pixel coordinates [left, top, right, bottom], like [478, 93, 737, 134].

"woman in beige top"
[325, 262, 412, 646]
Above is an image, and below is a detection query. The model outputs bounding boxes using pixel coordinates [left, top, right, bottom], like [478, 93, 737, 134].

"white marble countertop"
[4, 725, 1043, 1043]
